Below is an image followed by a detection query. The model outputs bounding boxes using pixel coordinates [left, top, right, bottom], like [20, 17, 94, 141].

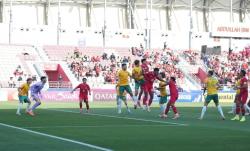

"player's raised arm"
[71, 84, 80, 93]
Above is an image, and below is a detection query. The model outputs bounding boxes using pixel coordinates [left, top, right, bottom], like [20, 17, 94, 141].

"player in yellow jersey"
[155, 73, 168, 118]
[116, 84, 130, 114]
[117, 63, 138, 109]
[16, 78, 33, 115]
[132, 60, 144, 108]
[199, 70, 225, 120]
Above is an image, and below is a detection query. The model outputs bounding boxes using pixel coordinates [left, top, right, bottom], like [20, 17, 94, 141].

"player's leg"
[125, 85, 138, 109]
[148, 85, 154, 107]
[171, 96, 179, 119]
[213, 94, 225, 120]
[116, 95, 122, 114]
[16, 96, 23, 115]
[137, 88, 143, 107]
[239, 93, 248, 122]
[159, 96, 167, 118]
[228, 95, 237, 114]
[79, 99, 83, 113]
[84, 99, 90, 113]
[199, 95, 211, 120]
[231, 96, 241, 121]
[122, 96, 131, 113]
[24, 97, 31, 113]
[28, 94, 41, 116]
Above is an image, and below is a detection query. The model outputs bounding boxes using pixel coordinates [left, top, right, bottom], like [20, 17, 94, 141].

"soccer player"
[116, 84, 130, 114]
[155, 73, 168, 118]
[71, 77, 91, 113]
[141, 58, 149, 75]
[142, 68, 164, 112]
[199, 70, 225, 120]
[27, 76, 47, 116]
[117, 63, 137, 108]
[231, 70, 248, 122]
[16, 78, 33, 115]
[164, 77, 180, 119]
[132, 60, 144, 108]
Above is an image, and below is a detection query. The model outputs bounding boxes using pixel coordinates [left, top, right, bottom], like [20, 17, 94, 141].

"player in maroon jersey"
[71, 78, 91, 113]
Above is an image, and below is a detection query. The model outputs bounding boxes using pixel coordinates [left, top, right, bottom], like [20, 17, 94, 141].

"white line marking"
[48, 109, 188, 126]
[0, 122, 113, 151]
[23, 124, 183, 129]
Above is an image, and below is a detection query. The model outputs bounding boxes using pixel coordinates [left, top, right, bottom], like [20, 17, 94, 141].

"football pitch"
[0, 101, 250, 151]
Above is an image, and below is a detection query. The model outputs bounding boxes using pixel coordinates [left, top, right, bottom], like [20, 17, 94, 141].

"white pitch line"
[48, 109, 189, 126]
[0, 122, 113, 151]
[23, 124, 183, 129]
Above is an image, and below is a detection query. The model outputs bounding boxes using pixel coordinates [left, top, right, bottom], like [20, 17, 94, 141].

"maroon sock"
[172, 105, 178, 114]
[143, 95, 148, 105]
[165, 103, 171, 114]
[79, 102, 83, 109]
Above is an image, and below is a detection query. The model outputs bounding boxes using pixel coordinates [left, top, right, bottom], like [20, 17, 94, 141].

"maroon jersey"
[144, 71, 158, 84]
[141, 63, 149, 75]
[240, 77, 248, 94]
[76, 83, 90, 97]
[169, 80, 178, 97]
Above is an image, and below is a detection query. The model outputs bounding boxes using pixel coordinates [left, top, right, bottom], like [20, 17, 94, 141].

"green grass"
[0, 101, 250, 151]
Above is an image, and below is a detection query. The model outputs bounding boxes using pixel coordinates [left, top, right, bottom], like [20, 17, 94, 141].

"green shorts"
[135, 79, 145, 90]
[159, 96, 168, 104]
[205, 94, 219, 104]
[119, 85, 132, 96]
[18, 96, 30, 103]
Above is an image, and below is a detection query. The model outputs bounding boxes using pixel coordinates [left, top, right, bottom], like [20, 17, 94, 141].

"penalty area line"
[0, 122, 113, 151]
[48, 109, 189, 126]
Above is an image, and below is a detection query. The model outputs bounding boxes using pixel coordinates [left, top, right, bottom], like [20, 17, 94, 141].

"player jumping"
[164, 77, 180, 119]
[71, 77, 91, 113]
[27, 76, 47, 116]
[132, 60, 144, 108]
[199, 70, 225, 120]
[117, 63, 138, 109]
[231, 70, 248, 122]
[16, 78, 33, 116]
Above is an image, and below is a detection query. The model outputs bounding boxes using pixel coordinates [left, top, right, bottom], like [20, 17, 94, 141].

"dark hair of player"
[134, 60, 140, 65]
[141, 59, 146, 63]
[82, 77, 87, 81]
[241, 69, 246, 76]
[170, 77, 176, 82]
[26, 78, 32, 82]
[208, 70, 214, 76]
[154, 68, 160, 72]
[122, 63, 127, 67]
[160, 72, 166, 78]
[40, 76, 46, 81]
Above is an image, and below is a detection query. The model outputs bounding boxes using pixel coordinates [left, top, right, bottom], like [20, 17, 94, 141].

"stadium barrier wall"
[0, 89, 239, 103]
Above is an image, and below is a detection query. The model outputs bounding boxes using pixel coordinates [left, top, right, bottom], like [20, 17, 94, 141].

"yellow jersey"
[205, 77, 218, 95]
[19, 83, 30, 96]
[117, 70, 131, 86]
[132, 66, 143, 81]
[116, 86, 126, 96]
[159, 82, 167, 97]
[236, 79, 241, 94]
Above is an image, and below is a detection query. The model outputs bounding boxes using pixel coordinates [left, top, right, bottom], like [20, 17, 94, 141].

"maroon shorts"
[239, 92, 248, 104]
[79, 95, 88, 102]
[169, 95, 178, 104]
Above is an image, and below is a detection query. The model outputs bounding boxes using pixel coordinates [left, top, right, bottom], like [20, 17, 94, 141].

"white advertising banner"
[212, 23, 250, 38]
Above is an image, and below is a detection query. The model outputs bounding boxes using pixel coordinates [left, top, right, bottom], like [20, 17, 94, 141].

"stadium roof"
[3, 0, 250, 11]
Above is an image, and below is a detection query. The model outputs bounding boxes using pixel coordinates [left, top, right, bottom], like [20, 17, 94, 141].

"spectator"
[8, 77, 16, 88]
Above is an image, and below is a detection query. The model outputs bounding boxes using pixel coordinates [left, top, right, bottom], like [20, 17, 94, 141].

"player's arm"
[88, 85, 91, 95]
[71, 85, 79, 93]
[17, 85, 23, 96]
[202, 83, 207, 95]
[238, 79, 248, 89]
